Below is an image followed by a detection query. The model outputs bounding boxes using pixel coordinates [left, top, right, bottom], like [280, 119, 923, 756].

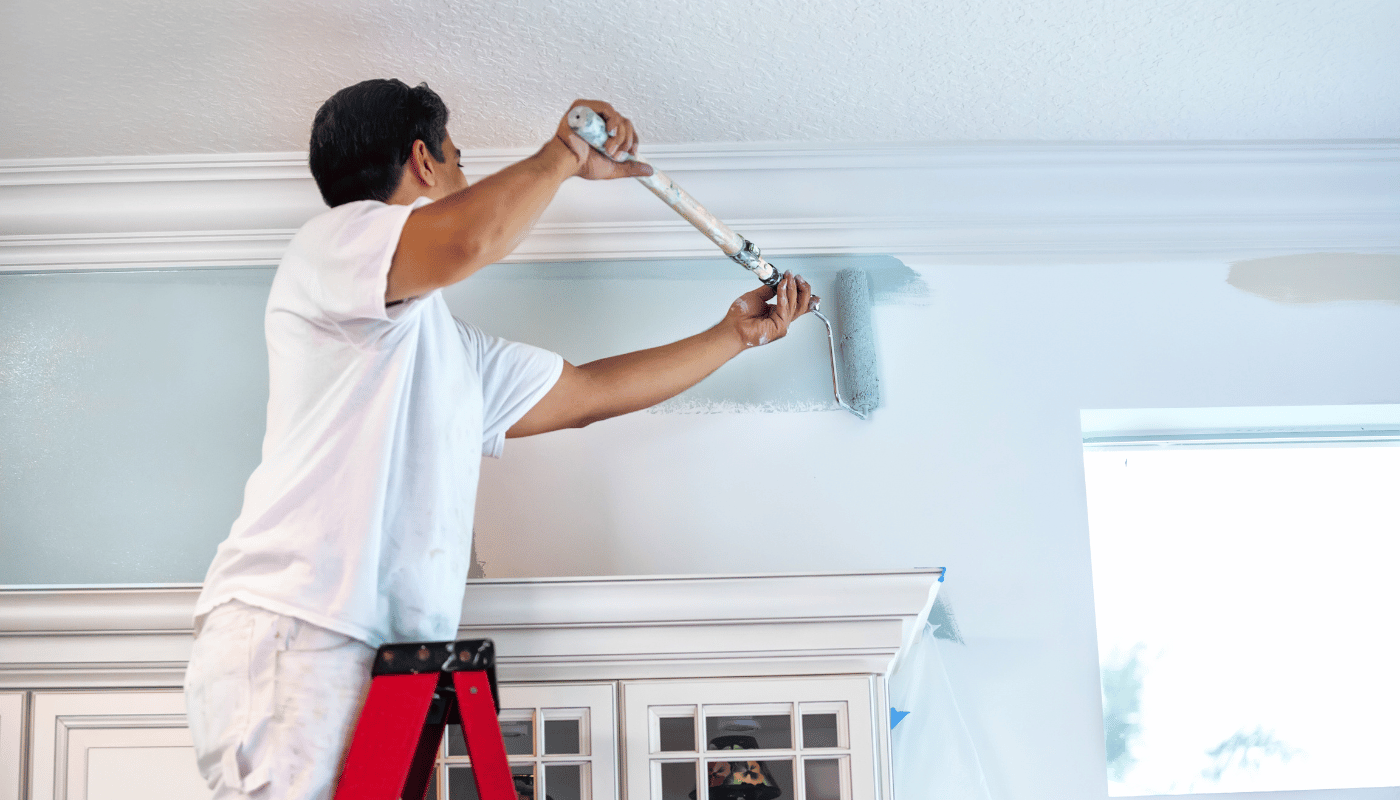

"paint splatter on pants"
[184, 600, 376, 799]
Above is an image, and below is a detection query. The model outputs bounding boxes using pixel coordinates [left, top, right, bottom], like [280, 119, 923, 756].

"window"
[1082, 406, 1400, 796]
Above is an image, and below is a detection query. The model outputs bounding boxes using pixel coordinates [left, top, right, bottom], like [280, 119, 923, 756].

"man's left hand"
[725, 272, 816, 349]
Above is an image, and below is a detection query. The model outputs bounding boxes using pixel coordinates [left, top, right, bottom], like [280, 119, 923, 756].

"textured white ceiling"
[2, 0, 1398, 159]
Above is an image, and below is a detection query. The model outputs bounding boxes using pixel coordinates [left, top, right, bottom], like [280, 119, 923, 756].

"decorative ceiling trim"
[4, 139, 1394, 183]
[2, 141, 1395, 271]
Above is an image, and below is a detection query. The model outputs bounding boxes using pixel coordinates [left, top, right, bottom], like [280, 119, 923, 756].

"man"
[184, 79, 814, 798]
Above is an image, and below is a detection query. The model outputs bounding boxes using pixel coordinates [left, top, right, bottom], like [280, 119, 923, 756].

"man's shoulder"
[292, 200, 388, 245]
[277, 200, 397, 286]
[271, 197, 438, 323]
[287, 197, 435, 261]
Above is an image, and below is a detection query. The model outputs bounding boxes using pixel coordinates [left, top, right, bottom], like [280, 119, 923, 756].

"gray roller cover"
[832, 268, 880, 416]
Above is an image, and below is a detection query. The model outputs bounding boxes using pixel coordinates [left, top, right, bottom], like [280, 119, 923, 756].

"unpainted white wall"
[468, 254, 1400, 799]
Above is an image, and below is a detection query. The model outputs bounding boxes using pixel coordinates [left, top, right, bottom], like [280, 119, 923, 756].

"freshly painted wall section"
[443, 255, 924, 413]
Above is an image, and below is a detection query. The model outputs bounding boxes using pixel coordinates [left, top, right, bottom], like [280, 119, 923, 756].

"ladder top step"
[372, 638, 495, 677]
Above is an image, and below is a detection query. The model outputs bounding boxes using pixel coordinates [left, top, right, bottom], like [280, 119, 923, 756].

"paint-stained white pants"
[184, 600, 376, 800]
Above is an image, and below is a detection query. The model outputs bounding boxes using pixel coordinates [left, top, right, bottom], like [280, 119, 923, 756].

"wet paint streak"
[868, 261, 932, 305]
[478, 255, 929, 304]
[473, 255, 928, 416]
[650, 396, 842, 414]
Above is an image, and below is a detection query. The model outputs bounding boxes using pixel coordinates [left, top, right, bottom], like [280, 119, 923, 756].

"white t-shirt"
[195, 197, 563, 647]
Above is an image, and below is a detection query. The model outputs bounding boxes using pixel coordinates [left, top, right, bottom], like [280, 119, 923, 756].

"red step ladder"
[334, 639, 516, 800]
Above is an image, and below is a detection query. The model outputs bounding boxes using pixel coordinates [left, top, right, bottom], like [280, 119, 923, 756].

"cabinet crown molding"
[0, 570, 944, 686]
[0, 570, 941, 634]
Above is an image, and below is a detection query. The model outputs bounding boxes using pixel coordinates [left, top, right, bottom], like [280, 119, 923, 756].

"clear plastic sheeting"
[887, 581, 992, 800]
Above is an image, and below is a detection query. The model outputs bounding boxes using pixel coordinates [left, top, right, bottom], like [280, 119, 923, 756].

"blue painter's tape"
[938, 568, 946, 582]
[890, 708, 911, 729]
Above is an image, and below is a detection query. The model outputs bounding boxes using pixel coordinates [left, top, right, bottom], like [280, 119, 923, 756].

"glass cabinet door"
[431, 682, 617, 800]
[623, 677, 877, 800]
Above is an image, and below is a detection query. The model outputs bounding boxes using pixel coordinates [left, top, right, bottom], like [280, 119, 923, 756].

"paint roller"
[567, 106, 879, 419]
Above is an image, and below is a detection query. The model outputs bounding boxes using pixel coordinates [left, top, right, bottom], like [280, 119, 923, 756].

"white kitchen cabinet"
[0, 571, 939, 800]
[28, 690, 209, 800]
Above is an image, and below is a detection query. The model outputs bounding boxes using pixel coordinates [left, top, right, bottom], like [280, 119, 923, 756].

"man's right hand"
[553, 100, 655, 180]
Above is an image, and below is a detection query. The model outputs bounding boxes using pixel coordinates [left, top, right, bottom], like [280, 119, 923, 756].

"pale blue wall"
[3, 255, 1398, 800]
[0, 255, 895, 583]
[0, 268, 271, 584]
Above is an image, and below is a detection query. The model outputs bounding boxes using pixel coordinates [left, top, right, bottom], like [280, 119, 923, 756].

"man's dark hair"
[309, 79, 450, 207]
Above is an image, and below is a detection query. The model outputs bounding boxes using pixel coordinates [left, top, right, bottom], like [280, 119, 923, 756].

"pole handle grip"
[566, 106, 641, 163]
[564, 106, 778, 284]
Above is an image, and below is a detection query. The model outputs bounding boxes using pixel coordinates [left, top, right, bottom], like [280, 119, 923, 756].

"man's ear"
[408, 139, 438, 189]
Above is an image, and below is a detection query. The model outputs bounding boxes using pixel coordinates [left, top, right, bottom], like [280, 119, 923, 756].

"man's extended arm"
[386, 100, 652, 303]
[508, 273, 814, 436]
[386, 98, 816, 433]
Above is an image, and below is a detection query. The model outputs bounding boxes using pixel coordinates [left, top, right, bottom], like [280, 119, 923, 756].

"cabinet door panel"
[30, 690, 209, 800]
[1, 692, 25, 800]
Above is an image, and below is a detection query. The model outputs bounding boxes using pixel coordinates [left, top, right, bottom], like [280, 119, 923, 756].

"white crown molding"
[0, 570, 941, 688]
[3, 139, 1394, 183]
[2, 213, 1393, 272]
[0, 152, 315, 186]
[1, 141, 1395, 271]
